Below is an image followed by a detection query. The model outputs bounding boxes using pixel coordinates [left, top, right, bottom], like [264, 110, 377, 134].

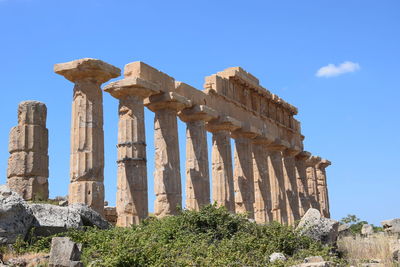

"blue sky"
[0, 0, 399, 225]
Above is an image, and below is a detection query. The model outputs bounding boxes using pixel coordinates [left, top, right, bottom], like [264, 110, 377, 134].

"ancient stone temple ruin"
[7, 101, 49, 200]
[7, 58, 331, 226]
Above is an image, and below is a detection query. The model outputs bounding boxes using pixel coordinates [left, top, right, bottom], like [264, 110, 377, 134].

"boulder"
[361, 224, 374, 236]
[49, 237, 82, 267]
[304, 256, 324, 263]
[296, 208, 339, 245]
[338, 224, 351, 237]
[30, 203, 110, 236]
[381, 218, 400, 234]
[68, 203, 110, 229]
[0, 185, 34, 244]
[269, 252, 286, 262]
[30, 204, 82, 236]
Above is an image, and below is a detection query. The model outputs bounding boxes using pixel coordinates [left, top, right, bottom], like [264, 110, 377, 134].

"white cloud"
[316, 61, 360, 78]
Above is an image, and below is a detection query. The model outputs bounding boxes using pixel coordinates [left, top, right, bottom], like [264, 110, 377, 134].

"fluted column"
[54, 58, 121, 215]
[145, 92, 191, 217]
[104, 77, 160, 226]
[179, 105, 218, 211]
[305, 156, 321, 211]
[266, 143, 287, 224]
[316, 159, 331, 218]
[282, 149, 301, 225]
[252, 137, 273, 223]
[232, 129, 258, 219]
[207, 116, 240, 212]
[295, 151, 311, 218]
[7, 101, 49, 200]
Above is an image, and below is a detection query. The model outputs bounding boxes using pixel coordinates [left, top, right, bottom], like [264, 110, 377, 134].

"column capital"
[295, 151, 311, 161]
[305, 155, 322, 167]
[283, 147, 301, 157]
[316, 159, 331, 169]
[206, 115, 241, 133]
[54, 58, 121, 84]
[266, 139, 290, 152]
[178, 105, 218, 123]
[231, 123, 261, 139]
[145, 92, 191, 112]
[103, 77, 160, 99]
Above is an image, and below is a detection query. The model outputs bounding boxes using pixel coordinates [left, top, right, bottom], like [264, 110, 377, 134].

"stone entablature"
[15, 57, 333, 226]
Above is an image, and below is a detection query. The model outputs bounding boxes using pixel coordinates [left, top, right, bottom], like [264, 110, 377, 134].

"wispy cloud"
[316, 61, 360, 78]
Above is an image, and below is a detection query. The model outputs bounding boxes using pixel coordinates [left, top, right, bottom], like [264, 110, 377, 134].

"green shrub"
[23, 205, 340, 266]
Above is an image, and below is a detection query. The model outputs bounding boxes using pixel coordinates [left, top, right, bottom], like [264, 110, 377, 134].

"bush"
[340, 215, 383, 235]
[20, 205, 340, 266]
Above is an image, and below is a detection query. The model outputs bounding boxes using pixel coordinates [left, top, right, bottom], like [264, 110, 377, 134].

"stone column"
[232, 129, 258, 219]
[7, 101, 49, 200]
[295, 151, 311, 218]
[145, 92, 191, 217]
[178, 105, 218, 211]
[316, 159, 331, 218]
[54, 58, 121, 215]
[252, 137, 273, 224]
[282, 148, 301, 225]
[305, 156, 321, 211]
[206, 116, 240, 212]
[266, 143, 288, 224]
[104, 78, 160, 226]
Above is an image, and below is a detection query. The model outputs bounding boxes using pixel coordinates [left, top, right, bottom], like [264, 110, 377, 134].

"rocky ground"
[1, 184, 399, 266]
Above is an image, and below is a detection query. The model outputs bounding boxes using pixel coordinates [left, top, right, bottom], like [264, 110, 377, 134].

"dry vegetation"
[2, 252, 48, 267]
[338, 234, 399, 266]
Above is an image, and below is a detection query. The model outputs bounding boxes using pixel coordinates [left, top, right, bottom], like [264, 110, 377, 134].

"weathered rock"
[304, 256, 324, 263]
[68, 203, 110, 229]
[361, 224, 374, 235]
[48, 237, 82, 267]
[0, 185, 34, 245]
[30, 203, 110, 236]
[269, 252, 286, 262]
[338, 223, 351, 237]
[393, 249, 400, 262]
[381, 218, 400, 234]
[296, 208, 339, 245]
[30, 204, 82, 236]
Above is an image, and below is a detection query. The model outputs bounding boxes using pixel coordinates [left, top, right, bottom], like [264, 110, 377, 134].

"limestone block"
[7, 176, 48, 201]
[103, 77, 160, 99]
[48, 237, 82, 267]
[8, 125, 48, 153]
[7, 101, 49, 201]
[68, 181, 104, 215]
[54, 58, 120, 84]
[17, 100, 47, 126]
[305, 156, 321, 211]
[7, 151, 49, 178]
